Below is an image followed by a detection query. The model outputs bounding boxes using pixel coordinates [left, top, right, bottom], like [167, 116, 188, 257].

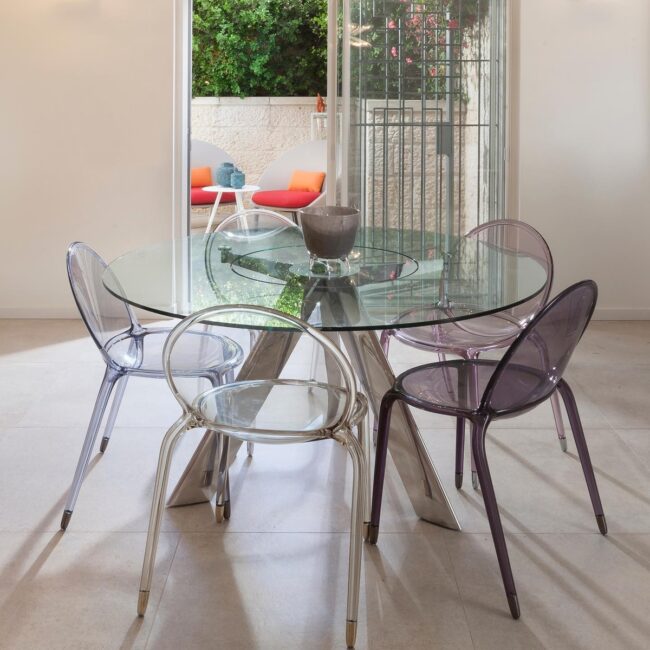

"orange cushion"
[191, 187, 236, 205]
[288, 170, 325, 193]
[191, 166, 212, 188]
[252, 190, 321, 209]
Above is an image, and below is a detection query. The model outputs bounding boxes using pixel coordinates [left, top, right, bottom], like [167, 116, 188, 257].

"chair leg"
[335, 429, 367, 649]
[372, 332, 392, 445]
[99, 375, 129, 453]
[357, 414, 372, 529]
[215, 434, 231, 523]
[468, 353, 480, 490]
[550, 391, 568, 452]
[471, 419, 520, 619]
[138, 414, 192, 616]
[368, 392, 399, 545]
[61, 367, 121, 530]
[309, 337, 320, 382]
[455, 417, 465, 489]
[556, 381, 607, 534]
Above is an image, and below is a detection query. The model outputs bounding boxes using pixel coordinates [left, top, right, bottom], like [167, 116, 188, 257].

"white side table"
[202, 184, 261, 234]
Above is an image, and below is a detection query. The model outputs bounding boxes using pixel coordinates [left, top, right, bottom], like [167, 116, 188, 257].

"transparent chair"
[61, 242, 243, 530]
[212, 209, 303, 459]
[381, 219, 565, 490]
[137, 305, 369, 649]
[370, 280, 605, 619]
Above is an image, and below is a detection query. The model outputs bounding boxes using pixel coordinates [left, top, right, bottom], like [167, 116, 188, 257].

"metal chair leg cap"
[215, 505, 225, 524]
[137, 590, 150, 616]
[596, 514, 608, 535]
[60, 510, 72, 531]
[455, 472, 463, 489]
[224, 500, 231, 520]
[99, 436, 110, 453]
[507, 593, 520, 619]
[346, 620, 357, 648]
[471, 471, 479, 490]
[366, 524, 379, 545]
[559, 437, 568, 453]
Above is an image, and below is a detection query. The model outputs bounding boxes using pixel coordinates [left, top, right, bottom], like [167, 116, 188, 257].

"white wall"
[517, 0, 650, 318]
[0, 1, 176, 317]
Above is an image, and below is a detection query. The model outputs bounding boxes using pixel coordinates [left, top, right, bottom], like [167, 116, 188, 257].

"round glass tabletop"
[104, 227, 548, 331]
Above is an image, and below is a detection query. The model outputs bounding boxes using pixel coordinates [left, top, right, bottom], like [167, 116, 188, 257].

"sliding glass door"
[341, 0, 506, 255]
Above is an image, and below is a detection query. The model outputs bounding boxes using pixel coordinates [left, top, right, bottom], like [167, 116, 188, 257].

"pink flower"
[387, 19, 397, 29]
[405, 57, 413, 64]
[438, 35, 446, 45]
[448, 18, 459, 29]
[389, 270, 397, 281]
[427, 15, 437, 27]
[429, 66, 437, 77]
[391, 46, 398, 58]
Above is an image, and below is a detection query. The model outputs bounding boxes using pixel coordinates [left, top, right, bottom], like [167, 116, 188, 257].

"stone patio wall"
[191, 97, 319, 186]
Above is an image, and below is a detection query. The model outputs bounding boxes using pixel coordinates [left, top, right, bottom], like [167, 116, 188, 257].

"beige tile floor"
[0, 319, 649, 649]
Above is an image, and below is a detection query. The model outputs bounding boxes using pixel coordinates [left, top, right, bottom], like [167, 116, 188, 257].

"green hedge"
[192, 0, 327, 97]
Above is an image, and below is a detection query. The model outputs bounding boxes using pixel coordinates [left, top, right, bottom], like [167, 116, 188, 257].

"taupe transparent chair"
[212, 208, 303, 463]
[137, 305, 369, 648]
[61, 243, 243, 530]
[380, 220, 566, 489]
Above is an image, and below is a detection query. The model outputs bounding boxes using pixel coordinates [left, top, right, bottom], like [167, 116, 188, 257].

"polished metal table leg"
[166, 330, 299, 506]
[167, 327, 460, 531]
[338, 330, 460, 530]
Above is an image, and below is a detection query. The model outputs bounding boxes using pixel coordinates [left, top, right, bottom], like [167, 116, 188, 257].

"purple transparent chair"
[381, 219, 566, 490]
[369, 281, 605, 619]
[61, 242, 243, 530]
[137, 305, 368, 648]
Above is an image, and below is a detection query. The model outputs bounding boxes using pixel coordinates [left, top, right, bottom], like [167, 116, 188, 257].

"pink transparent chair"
[61, 243, 243, 530]
[370, 280, 606, 619]
[381, 219, 566, 490]
[137, 305, 368, 648]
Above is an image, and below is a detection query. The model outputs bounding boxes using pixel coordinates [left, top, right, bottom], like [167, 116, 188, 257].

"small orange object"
[316, 93, 326, 113]
[288, 170, 326, 193]
[190, 166, 212, 188]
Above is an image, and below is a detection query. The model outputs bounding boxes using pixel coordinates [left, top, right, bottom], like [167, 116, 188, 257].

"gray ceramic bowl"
[299, 205, 360, 261]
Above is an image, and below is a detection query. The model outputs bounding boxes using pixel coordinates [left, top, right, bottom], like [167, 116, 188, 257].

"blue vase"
[230, 169, 245, 189]
[216, 162, 234, 187]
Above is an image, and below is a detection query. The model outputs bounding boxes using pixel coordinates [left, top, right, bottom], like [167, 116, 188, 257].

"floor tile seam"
[570, 375, 642, 431]
[607, 428, 650, 474]
[439, 527, 478, 650]
[142, 533, 183, 650]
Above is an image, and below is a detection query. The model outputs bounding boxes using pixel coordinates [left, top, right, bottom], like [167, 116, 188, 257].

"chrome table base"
[166, 329, 460, 531]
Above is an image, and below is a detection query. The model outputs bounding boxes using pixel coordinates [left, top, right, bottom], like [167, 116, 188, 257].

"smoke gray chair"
[370, 280, 606, 619]
[137, 305, 369, 648]
[61, 242, 243, 530]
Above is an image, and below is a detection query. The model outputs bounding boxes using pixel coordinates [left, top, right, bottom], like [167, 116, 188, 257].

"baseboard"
[592, 309, 650, 321]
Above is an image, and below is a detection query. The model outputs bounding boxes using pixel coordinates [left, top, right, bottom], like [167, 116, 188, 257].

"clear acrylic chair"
[370, 280, 606, 619]
[381, 219, 566, 490]
[61, 242, 243, 530]
[212, 209, 303, 461]
[137, 305, 369, 649]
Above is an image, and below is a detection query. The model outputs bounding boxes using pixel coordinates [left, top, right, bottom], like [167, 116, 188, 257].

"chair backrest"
[481, 280, 597, 415]
[191, 140, 234, 183]
[257, 140, 328, 191]
[162, 305, 358, 435]
[215, 209, 301, 241]
[440, 219, 554, 339]
[67, 242, 137, 358]
[466, 219, 553, 324]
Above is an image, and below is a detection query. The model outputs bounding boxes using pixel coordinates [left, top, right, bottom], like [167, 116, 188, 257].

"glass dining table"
[104, 226, 548, 530]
